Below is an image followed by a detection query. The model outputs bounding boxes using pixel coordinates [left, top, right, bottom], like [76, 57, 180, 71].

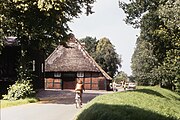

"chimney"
[68, 33, 76, 43]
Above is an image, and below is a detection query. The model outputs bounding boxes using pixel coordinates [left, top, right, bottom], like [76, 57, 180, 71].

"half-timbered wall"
[45, 72, 108, 90]
[45, 78, 62, 89]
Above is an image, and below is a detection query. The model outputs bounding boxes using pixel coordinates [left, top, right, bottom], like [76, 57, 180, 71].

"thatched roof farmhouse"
[45, 34, 112, 90]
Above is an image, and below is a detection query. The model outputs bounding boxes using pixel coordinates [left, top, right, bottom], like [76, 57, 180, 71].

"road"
[1, 103, 80, 120]
[1, 90, 113, 120]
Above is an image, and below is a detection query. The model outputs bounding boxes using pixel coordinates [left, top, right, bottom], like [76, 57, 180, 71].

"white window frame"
[41, 63, 44, 72]
[32, 60, 35, 71]
[77, 72, 84, 78]
[54, 73, 61, 77]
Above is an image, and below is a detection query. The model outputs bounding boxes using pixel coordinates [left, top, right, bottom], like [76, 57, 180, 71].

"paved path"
[1, 103, 80, 120]
[1, 90, 113, 120]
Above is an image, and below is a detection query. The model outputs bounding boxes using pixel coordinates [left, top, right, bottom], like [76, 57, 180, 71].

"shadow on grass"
[36, 89, 102, 104]
[76, 103, 177, 120]
[134, 88, 166, 98]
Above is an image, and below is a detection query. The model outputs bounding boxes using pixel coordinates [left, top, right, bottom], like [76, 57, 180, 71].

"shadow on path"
[36, 89, 107, 104]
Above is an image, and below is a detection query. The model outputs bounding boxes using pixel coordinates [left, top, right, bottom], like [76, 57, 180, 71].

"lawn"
[0, 98, 38, 108]
[75, 86, 180, 120]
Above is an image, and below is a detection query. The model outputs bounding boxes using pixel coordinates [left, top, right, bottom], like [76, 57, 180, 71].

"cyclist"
[75, 91, 82, 108]
[75, 79, 85, 105]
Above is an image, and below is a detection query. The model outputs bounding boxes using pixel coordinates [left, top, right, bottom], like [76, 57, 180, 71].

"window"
[54, 73, 61, 77]
[77, 72, 84, 77]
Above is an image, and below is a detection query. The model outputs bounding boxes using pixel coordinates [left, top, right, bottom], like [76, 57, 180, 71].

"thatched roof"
[45, 35, 112, 80]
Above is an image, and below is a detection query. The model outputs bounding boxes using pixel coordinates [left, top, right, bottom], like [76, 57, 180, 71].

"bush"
[3, 80, 35, 100]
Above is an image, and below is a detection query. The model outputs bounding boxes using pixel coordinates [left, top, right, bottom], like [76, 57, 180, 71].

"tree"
[0, 0, 96, 51]
[0, 0, 96, 82]
[80, 36, 97, 58]
[131, 37, 158, 86]
[120, 0, 180, 91]
[157, 0, 180, 91]
[113, 71, 128, 83]
[95, 37, 121, 77]
[79, 37, 122, 77]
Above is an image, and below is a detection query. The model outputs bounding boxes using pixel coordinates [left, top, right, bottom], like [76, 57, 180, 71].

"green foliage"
[76, 86, 180, 120]
[80, 36, 97, 58]
[3, 80, 34, 100]
[121, 0, 180, 91]
[158, 0, 180, 30]
[131, 37, 158, 85]
[158, 48, 180, 91]
[3, 61, 35, 101]
[0, 0, 96, 63]
[0, 0, 95, 39]
[95, 38, 122, 77]
[80, 37, 122, 77]
[119, 0, 163, 28]
[113, 71, 128, 83]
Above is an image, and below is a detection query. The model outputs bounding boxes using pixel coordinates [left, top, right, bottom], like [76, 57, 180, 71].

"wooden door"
[63, 78, 76, 89]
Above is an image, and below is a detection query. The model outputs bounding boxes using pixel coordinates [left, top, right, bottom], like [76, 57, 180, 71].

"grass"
[75, 86, 180, 120]
[0, 97, 39, 109]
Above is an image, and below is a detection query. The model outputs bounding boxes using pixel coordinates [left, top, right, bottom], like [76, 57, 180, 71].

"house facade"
[45, 34, 112, 90]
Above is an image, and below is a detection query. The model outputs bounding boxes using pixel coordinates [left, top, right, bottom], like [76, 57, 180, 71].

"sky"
[68, 0, 140, 76]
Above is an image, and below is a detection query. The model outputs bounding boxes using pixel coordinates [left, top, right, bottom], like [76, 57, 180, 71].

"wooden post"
[90, 72, 92, 90]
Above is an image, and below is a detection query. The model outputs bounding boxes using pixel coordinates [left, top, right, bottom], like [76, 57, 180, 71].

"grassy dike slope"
[76, 86, 180, 120]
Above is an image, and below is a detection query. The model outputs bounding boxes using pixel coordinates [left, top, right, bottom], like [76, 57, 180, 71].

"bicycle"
[75, 91, 82, 109]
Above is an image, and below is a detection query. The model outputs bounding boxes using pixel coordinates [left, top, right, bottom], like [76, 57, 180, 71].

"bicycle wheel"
[76, 98, 81, 108]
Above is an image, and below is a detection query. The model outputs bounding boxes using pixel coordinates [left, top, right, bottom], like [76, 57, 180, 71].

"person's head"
[77, 79, 82, 84]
